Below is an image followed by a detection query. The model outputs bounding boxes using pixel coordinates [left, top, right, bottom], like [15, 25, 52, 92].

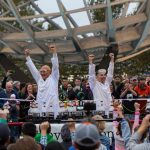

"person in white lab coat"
[88, 53, 114, 118]
[25, 45, 59, 118]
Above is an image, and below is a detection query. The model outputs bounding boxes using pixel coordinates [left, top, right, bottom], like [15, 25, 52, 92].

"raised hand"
[117, 104, 124, 118]
[88, 54, 95, 64]
[134, 102, 140, 112]
[6, 70, 12, 77]
[109, 53, 114, 62]
[113, 100, 120, 108]
[48, 44, 56, 53]
[24, 49, 30, 57]
[138, 114, 150, 135]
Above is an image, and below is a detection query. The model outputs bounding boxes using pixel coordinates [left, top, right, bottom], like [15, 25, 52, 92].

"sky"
[35, 0, 138, 29]
[35, 0, 90, 29]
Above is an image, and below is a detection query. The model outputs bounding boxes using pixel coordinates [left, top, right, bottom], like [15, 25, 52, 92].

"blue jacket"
[99, 134, 110, 150]
[121, 118, 150, 150]
[0, 89, 19, 108]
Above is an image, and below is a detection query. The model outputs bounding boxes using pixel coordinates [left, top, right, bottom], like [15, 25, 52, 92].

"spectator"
[18, 83, 26, 121]
[22, 122, 37, 138]
[60, 78, 69, 91]
[20, 83, 36, 121]
[35, 121, 55, 147]
[0, 82, 20, 141]
[67, 118, 76, 143]
[32, 83, 38, 97]
[0, 110, 7, 124]
[134, 77, 150, 98]
[24, 83, 35, 99]
[61, 124, 72, 150]
[92, 115, 110, 150]
[120, 83, 137, 118]
[111, 102, 140, 150]
[0, 82, 19, 109]
[13, 81, 20, 93]
[45, 141, 65, 150]
[134, 77, 150, 114]
[67, 83, 76, 100]
[112, 101, 141, 150]
[73, 122, 100, 150]
[130, 77, 138, 88]
[59, 78, 69, 101]
[0, 123, 10, 150]
[22, 122, 44, 150]
[7, 136, 39, 150]
[82, 82, 93, 100]
[112, 75, 123, 97]
[124, 115, 150, 150]
[73, 77, 85, 100]
[18, 83, 26, 99]
[112, 101, 130, 150]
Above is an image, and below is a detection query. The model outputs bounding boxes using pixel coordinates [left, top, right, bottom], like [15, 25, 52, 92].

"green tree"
[89, 0, 123, 22]
[115, 51, 150, 76]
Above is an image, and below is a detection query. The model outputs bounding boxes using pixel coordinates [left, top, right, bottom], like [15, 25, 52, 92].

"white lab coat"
[26, 53, 59, 118]
[88, 62, 114, 114]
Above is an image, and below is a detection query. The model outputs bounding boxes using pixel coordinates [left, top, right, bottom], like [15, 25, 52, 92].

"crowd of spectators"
[1, 100, 150, 150]
[0, 70, 150, 150]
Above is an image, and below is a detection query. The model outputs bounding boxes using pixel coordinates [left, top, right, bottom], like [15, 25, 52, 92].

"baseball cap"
[0, 123, 10, 145]
[74, 122, 99, 147]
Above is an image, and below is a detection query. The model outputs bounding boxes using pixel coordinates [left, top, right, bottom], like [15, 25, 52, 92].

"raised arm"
[132, 103, 140, 134]
[88, 54, 96, 91]
[1, 71, 11, 89]
[49, 45, 59, 80]
[118, 105, 131, 148]
[106, 53, 114, 85]
[25, 49, 40, 83]
[128, 115, 150, 150]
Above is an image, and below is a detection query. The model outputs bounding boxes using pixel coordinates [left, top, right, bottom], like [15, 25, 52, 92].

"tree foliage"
[115, 51, 150, 76]
[89, 0, 123, 22]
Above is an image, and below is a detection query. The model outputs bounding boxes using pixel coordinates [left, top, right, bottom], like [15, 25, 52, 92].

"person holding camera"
[25, 45, 60, 118]
[88, 53, 114, 118]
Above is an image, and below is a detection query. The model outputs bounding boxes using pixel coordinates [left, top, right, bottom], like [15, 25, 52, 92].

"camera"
[127, 94, 133, 99]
